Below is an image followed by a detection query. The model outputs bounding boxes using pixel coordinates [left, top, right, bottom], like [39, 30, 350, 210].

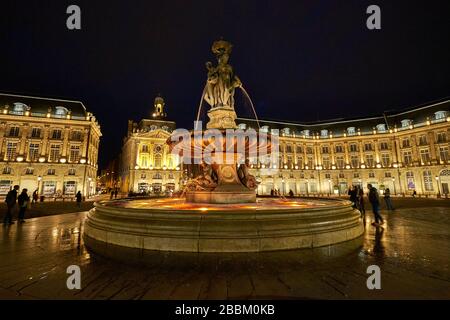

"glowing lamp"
[39, 157, 46, 163]
[60, 158, 67, 163]
[80, 158, 87, 164]
[16, 156, 24, 162]
[134, 165, 140, 170]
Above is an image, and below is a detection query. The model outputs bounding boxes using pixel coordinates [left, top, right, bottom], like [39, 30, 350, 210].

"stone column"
[62, 126, 70, 157]
[40, 125, 50, 156]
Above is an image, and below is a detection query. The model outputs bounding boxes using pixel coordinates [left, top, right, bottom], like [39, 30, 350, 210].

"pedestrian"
[270, 189, 274, 196]
[32, 189, 39, 204]
[114, 189, 118, 199]
[348, 186, 357, 208]
[367, 184, 384, 226]
[288, 189, 294, 197]
[384, 188, 395, 210]
[357, 186, 365, 216]
[110, 190, 114, 200]
[412, 190, 417, 197]
[3, 185, 19, 225]
[76, 191, 82, 207]
[17, 188, 30, 223]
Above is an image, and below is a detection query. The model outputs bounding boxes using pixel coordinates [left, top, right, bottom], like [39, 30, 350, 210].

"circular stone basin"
[84, 197, 364, 254]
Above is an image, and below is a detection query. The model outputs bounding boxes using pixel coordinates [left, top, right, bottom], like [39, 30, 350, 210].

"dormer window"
[320, 129, 328, 137]
[281, 128, 290, 136]
[303, 130, 310, 137]
[347, 127, 356, 136]
[238, 123, 247, 130]
[54, 106, 69, 118]
[401, 119, 412, 128]
[435, 111, 447, 121]
[150, 125, 157, 131]
[161, 126, 169, 132]
[11, 103, 28, 115]
[376, 124, 387, 133]
[260, 125, 269, 133]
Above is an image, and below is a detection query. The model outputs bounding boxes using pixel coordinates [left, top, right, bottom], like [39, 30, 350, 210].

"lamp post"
[435, 176, 441, 198]
[37, 175, 42, 195]
[392, 177, 396, 195]
[88, 177, 92, 198]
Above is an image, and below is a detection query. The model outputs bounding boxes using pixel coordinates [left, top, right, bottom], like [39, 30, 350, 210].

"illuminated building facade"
[120, 96, 182, 194]
[0, 93, 101, 198]
[238, 99, 450, 196]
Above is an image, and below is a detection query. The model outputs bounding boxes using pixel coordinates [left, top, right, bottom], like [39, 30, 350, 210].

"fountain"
[84, 40, 364, 255]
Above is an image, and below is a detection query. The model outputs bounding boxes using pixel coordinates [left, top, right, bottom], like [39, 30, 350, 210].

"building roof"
[0, 92, 88, 118]
[237, 97, 450, 136]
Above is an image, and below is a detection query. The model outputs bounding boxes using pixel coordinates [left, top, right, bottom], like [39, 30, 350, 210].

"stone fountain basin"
[83, 198, 364, 254]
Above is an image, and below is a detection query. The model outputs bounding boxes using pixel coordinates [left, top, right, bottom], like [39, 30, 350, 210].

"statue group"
[204, 40, 242, 110]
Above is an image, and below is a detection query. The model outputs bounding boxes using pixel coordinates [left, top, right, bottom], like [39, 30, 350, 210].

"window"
[353, 173, 360, 178]
[2, 167, 12, 175]
[369, 172, 375, 178]
[420, 149, 430, 164]
[364, 143, 373, 151]
[434, 111, 447, 121]
[296, 146, 303, 154]
[380, 142, 389, 150]
[11, 102, 27, 115]
[302, 130, 310, 137]
[401, 119, 412, 128]
[335, 145, 343, 153]
[49, 144, 61, 162]
[25, 168, 34, 175]
[296, 157, 303, 168]
[153, 173, 162, 179]
[321, 146, 329, 154]
[376, 124, 387, 132]
[142, 145, 149, 153]
[418, 135, 428, 145]
[406, 171, 415, 190]
[168, 173, 174, 179]
[306, 147, 313, 154]
[307, 156, 314, 169]
[70, 131, 83, 141]
[336, 156, 344, 169]
[437, 132, 447, 143]
[351, 155, 359, 168]
[403, 151, 413, 165]
[349, 144, 358, 152]
[365, 154, 374, 168]
[385, 172, 391, 178]
[47, 169, 56, 175]
[154, 154, 162, 168]
[402, 138, 410, 148]
[9, 126, 19, 137]
[54, 106, 68, 118]
[423, 171, 434, 191]
[381, 154, 390, 167]
[286, 145, 293, 153]
[287, 156, 293, 168]
[322, 157, 330, 169]
[338, 173, 345, 179]
[325, 173, 331, 179]
[68, 168, 76, 176]
[31, 128, 41, 138]
[52, 129, 62, 140]
[28, 143, 40, 162]
[321, 129, 328, 137]
[69, 145, 80, 163]
[347, 127, 356, 136]
[6, 142, 18, 161]
[440, 146, 449, 162]
[141, 173, 146, 179]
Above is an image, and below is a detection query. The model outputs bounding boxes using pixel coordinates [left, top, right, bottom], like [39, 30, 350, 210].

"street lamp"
[88, 177, 92, 198]
[37, 175, 42, 196]
[435, 176, 441, 197]
[392, 177, 396, 195]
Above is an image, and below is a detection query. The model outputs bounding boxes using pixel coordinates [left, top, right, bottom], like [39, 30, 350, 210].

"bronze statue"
[237, 159, 258, 190]
[204, 40, 242, 110]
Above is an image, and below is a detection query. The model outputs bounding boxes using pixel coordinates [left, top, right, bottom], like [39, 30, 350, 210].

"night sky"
[1, 0, 449, 168]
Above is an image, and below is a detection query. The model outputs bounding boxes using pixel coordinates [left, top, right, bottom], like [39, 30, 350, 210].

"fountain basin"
[83, 197, 364, 254]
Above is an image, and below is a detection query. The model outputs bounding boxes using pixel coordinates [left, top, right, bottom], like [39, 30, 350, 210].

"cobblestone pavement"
[0, 204, 449, 299]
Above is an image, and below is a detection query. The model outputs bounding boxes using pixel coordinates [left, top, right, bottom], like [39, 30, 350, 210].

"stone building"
[0, 93, 101, 198]
[120, 96, 182, 194]
[238, 98, 450, 196]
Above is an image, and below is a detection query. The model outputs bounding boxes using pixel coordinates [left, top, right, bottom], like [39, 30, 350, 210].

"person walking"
[3, 185, 19, 225]
[32, 189, 39, 204]
[288, 189, 294, 197]
[348, 186, 357, 208]
[76, 191, 83, 207]
[114, 189, 118, 199]
[110, 189, 114, 200]
[357, 186, 365, 217]
[17, 188, 30, 223]
[368, 184, 384, 226]
[384, 188, 395, 210]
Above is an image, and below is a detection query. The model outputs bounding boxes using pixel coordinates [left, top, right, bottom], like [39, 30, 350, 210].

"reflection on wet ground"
[0, 207, 449, 299]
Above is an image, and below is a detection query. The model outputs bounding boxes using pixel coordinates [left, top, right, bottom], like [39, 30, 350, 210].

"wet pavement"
[0, 205, 449, 299]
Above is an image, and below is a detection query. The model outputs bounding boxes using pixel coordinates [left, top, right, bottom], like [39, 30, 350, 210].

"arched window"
[11, 102, 28, 115]
[347, 127, 356, 135]
[376, 124, 386, 133]
[401, 119, 412, 128]
[153, 173, 162, 179]
[54, 106, 69, 118]
[435, 111, 447, 121]
[321, 129, 328, 137]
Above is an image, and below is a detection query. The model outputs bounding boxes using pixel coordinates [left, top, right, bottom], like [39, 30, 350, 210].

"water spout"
[240, 86, 260, 129]
[195, 85, 208, 130]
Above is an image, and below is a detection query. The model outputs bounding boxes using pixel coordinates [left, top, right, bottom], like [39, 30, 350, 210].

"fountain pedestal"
[206, 107, 238, 129]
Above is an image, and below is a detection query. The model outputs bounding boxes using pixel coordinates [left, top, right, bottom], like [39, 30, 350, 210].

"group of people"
[270, 189, 295, 197]
[348, 184, 395, 227]
[3, 185, 31, 225]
